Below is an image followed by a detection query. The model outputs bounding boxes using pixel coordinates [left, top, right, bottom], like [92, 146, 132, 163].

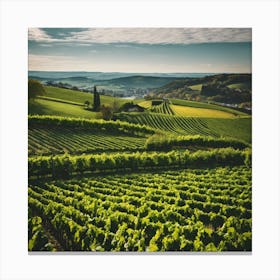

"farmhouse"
[120, 102, 145, 112]
[127, 105, 145, 112]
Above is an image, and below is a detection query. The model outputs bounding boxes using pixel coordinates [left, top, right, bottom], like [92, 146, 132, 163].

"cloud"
[28, 28, 251, 44]
[39, 44, 53, 47]
[28, 28, 54, 42]
[28, 54, 91, 71]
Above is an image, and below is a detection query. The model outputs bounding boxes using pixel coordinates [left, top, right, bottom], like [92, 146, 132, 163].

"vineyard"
[28, 127, 147, 155]
[150, 101, 175, 115]
[29, 115, 248, 156]
[118, 113, 218, 136]
[116, 112, 251, 143]
[117, 113, 219, 136]
[138, 99, 241, 118]
[28, 93, 252, 252]
[28, 166, 251, 251]
[28, 148, 251, 179]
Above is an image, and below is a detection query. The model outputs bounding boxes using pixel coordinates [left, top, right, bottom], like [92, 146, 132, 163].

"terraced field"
[150, 102, 175, 115]
[28, 127, 146, 155]
[117, 113, 218, 137]
[28, 115, 154, 156]
[116, 112, 251, 143]
[28, 166, 251, 251]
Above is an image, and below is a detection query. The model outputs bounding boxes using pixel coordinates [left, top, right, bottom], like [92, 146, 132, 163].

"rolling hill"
[28, 86, 129, 119]
[28, 72, 188, 94]
[150, 73, 252, 106]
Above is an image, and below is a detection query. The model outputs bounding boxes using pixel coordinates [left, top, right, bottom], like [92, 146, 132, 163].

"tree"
[28, 79, 45, 100]
[112, 100, 120, 113]
[93, 86, 101, 111]
[100, 105, 113, 120]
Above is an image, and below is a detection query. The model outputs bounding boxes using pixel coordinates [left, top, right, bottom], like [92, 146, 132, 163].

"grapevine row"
[28, 166, 251, 251]
[116, 113, 219, 136]
[150, 102, 175, 115]
[29, 115, 155, 136]
[28, 148, 252, 178]
[29, 127, 146, 155]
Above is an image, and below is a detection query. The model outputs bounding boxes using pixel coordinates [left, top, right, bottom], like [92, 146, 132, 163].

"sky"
[28, 28, 252, 73]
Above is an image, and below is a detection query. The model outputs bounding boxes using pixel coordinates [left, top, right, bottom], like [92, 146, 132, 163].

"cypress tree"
[93, 86, 100, 111]
[96, 92, 100, 111]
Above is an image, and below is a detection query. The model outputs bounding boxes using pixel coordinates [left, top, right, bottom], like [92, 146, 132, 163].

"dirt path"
[43, 225, 64, 251]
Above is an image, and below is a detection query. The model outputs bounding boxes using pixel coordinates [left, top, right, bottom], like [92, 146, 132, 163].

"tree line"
[145, 134, 249, 151]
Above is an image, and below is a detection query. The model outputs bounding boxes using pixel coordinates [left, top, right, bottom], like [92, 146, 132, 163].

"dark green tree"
[100, 105, 113, 120]
[93, 86, 101, 111]
[28, 79, 45, 100]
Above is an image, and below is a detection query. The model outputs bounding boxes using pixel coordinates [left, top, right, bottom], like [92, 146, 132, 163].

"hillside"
[100, 75, 181, 89]
[150, 73, 251, 107]
[137, 99, 248, 117]
[28, 73, 186, 96]
[28, 86, 129, 119]
[42, 86, 127, 106]
[28, 81, 252, 253]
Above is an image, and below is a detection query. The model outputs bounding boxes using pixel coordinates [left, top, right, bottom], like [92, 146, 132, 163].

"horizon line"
[28, 70, 252, 74]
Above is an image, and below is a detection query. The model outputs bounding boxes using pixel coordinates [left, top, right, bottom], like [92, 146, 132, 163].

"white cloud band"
[28, 28, 251, 44]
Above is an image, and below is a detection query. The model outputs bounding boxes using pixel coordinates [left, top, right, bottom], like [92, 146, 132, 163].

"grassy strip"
[37, 96, 84, 106]
[170, 99, 248, 116]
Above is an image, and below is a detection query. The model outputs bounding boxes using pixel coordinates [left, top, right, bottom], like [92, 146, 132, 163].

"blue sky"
[28, 28, 252, 73]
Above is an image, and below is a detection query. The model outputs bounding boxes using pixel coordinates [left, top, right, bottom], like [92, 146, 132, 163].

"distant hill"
[98, 75, 184, 89]
[28, 73, 189, 96]
[28, 71, 214, 80]
[28, 71, 218, 97]
[28, 74, 186, 88]
[150, 73, 251, 106]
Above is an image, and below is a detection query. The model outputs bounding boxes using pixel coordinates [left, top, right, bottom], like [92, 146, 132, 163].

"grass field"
[169, 99, 248, 116]
[137, 100, 152, 109]
[171, 104, 236, 118]
[189, 84, 202, 91]
[28, 99, 98, 119]
[44, 86, 129, 107]
[205, 118, 252, 144]
[227, 83, 250, 90]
